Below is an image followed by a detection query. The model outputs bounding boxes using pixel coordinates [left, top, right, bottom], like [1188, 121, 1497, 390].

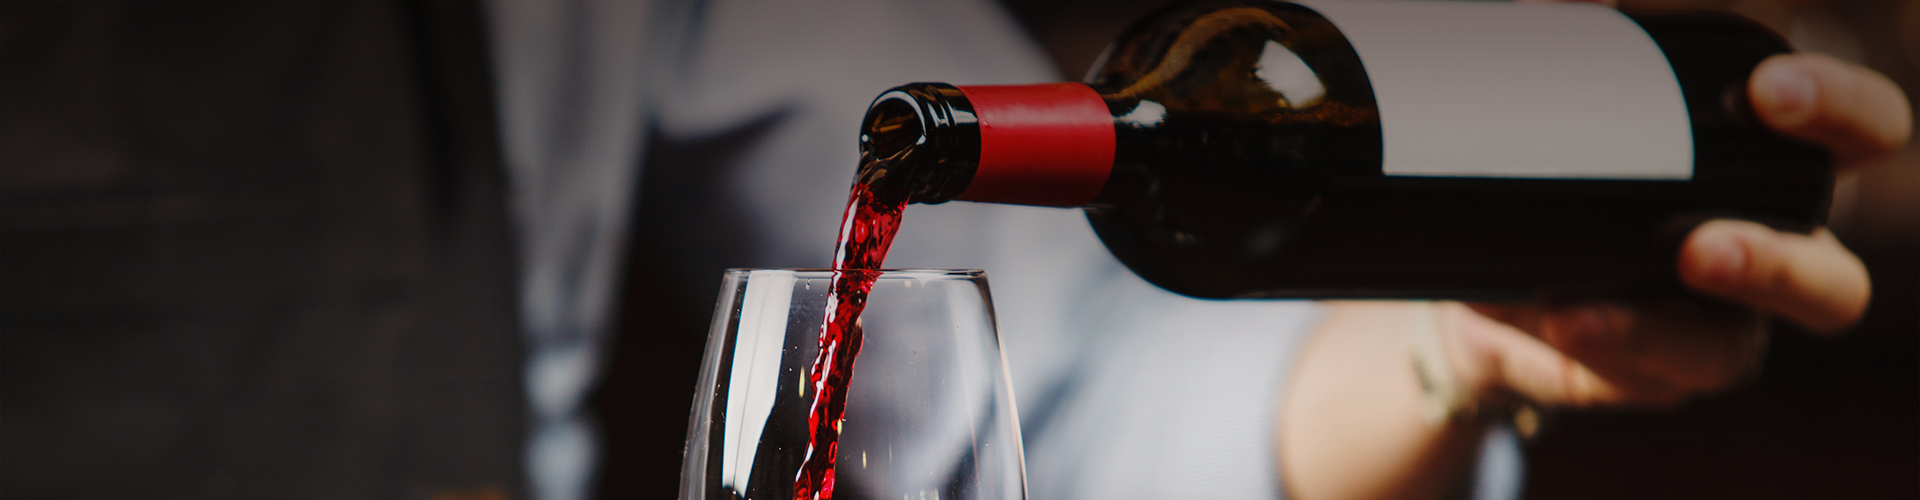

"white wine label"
[1299, 0, 1695, 179]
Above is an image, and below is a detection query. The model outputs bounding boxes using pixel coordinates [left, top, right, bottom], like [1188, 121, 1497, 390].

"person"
[604, 1, 1911, 499]
[1, 0, 1902, 498]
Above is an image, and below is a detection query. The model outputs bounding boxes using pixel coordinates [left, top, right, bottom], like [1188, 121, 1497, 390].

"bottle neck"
[952, 83, 1115, 207]
[861, 82, 1116, 207]
[860, 84, 980, 205]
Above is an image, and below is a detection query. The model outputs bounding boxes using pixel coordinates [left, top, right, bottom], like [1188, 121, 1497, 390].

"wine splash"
[791, 154, 911, 500]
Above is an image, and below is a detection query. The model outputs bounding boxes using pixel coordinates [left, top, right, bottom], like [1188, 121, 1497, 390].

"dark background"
[595, 0, 1920, 499]
[1, 0, 523, 497]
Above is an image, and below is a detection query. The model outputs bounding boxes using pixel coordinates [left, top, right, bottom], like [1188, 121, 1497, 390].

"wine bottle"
[856, 0, 1830, 300]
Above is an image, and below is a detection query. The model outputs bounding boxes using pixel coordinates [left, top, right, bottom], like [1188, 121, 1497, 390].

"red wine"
[854, 1, 1830, 300]
[791, 137, 914, 499]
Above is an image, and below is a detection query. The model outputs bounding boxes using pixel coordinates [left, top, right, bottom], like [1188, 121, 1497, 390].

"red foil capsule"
[956, 83, 1116, 207]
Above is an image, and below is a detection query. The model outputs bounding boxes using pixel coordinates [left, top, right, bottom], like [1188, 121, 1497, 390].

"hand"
[1278, 53, 1909, 500]
[1450, 53, 1912, 409]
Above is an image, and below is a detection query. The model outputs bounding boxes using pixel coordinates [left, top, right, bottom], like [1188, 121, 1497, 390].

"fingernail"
[1549, 306, 1616, 348]
[1692, 229, 1749, 289]
[1761, 64, 1816, 116]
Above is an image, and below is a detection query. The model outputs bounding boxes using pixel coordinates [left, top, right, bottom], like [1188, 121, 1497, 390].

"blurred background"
[3, 0, 1914, 499]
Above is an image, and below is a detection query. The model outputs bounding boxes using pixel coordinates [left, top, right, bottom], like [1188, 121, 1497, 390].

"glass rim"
[721, 268, 985, 279]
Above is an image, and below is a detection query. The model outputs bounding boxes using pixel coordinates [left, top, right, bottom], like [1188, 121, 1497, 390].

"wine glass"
[680, 269, 1026, 500]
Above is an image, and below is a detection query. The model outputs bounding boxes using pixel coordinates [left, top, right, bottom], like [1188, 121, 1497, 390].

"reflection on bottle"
[1256, 40, 1325, 107]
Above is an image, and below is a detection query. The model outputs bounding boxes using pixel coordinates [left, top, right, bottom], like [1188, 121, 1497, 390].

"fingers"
[1680, 219, 1870, 333]
[1749, 54, 1914, 168]
[1450, 303, 1670, 408]
[1458, 300, 1767, 408]
[1539, 301, 1767, 394]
